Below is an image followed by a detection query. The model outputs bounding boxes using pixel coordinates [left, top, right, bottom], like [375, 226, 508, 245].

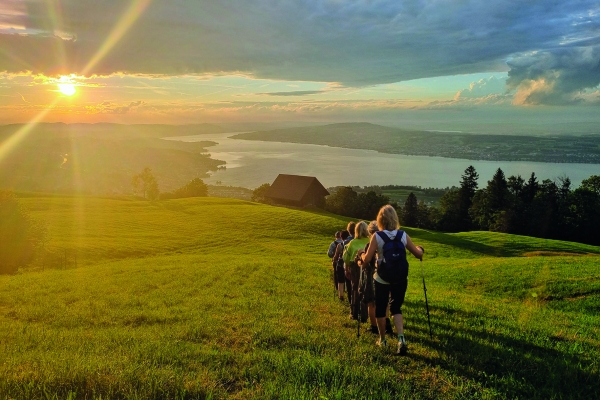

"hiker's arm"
[359, 235, 378, 266]
[333, 243, 342, 260]
[406, 234, 424, 260]
[327, 241, 336, 258]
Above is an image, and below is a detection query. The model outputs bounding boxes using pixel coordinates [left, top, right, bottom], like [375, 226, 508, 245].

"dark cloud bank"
[1, 0, 600, 105]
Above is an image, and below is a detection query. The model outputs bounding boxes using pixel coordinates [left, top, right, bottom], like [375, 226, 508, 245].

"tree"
[251, 183, 272, 204]
[354, 191, 391, 220]
[530, 179, 559, 238]
[438, 188, 461, 231]
[581, 175, 600, 194]
[457, 166, 479, 230]
[522, 172, 539, 203]
[403, 192, 419, 227]
[161, 178, 208, 199]
[487, 168, 509, 212]
[177, 178, 208, 197]
[0, 191, 46, 274]
[325, 187, 358, 216]
[469, 189, 491, 230]
[570, 187, 600, 245]
[506, 175, 526, 234]
[472, 169, 510, 232]
[416, 200, 433, 229]
[132, 167, 160, 200]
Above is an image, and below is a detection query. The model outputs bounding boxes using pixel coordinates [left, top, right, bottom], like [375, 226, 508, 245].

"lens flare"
[82, 0, 152, 75]
[58, 83, 76, 96]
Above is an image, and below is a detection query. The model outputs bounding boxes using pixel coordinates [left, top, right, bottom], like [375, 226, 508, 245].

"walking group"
[328, 204, 425, 356]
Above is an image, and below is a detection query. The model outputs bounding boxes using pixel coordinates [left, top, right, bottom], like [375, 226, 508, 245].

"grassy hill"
[1, 196, 599, 399]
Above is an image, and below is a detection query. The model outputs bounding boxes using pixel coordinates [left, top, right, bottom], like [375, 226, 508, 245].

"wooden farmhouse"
[265, 174, 330, 207]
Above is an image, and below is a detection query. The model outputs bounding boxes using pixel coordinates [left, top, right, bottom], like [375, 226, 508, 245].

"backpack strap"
[396, 230, 405, 243]
[377, 230, 402, 243]
[376, 230, 391, 243]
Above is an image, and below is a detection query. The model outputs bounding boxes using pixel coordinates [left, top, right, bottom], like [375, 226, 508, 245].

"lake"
[166, 132, 599, 189]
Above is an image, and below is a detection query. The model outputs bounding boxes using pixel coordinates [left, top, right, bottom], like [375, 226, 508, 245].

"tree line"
[131, 167, 208, 200]
[324, 167, 600, 246]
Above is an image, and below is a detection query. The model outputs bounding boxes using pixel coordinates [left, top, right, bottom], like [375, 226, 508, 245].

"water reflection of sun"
[58, 83, 76, 96]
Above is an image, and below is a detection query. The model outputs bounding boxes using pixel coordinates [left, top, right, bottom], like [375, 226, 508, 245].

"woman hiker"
[342, 221, 370, 321]
[358, 205, 424, 356]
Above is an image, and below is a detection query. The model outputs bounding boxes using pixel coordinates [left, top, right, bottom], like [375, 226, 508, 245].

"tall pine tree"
[457, 165, 479, 231]
[403, 192, 419, 227]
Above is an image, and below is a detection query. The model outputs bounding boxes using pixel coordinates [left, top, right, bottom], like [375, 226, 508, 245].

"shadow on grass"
[404, 228, 509, 257]
[402, 300, 599, 399]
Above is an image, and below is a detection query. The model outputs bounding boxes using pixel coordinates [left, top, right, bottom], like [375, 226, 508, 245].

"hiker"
[359, 205, 424, 355]
[332, 230, 350, 301]
[358, 220, 394, 335]
[346, 221, 356, 241]
[342, 221, 370, 320]
[344, 221, 356, 302]
[327, 231, 342, 259]
[356, 220, 380, 333]
[328, 231, 343, 292]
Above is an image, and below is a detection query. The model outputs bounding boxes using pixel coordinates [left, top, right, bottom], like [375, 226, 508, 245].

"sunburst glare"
[58, 83, 76, 96]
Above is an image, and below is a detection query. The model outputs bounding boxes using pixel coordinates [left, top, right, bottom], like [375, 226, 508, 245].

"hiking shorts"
[374, 279, 408, 318]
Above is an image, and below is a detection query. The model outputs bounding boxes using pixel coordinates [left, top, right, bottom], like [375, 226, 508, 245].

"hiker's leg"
[335, 263, 346, 299]
[338, 282, 345, 299]
[368, 302, 376, 326]
[389, 280, 408, 335]
[350, 264, 361, 318]
[392, 313, 404, 334]
[374, 281, 390, 340]
[345, 277, 352, 305]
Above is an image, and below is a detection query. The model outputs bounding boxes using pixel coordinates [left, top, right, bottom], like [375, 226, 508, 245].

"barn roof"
[265, 174, 329, 202]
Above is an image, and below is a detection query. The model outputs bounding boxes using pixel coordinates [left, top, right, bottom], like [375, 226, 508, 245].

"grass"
[1, 196, 599, 399]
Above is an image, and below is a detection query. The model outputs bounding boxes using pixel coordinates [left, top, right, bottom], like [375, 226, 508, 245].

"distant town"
[234, 123, 600, 164]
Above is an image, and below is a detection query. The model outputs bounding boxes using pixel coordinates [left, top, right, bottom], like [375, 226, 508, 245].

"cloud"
[259, 90, 324, 96]
[0, 0, 599, 93]
[454, 76, 509, 100]
[86, 100, 144, 114]
[507, 46, 600, 105]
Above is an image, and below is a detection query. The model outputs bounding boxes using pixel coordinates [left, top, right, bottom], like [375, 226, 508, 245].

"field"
[1, 196, 599, 399]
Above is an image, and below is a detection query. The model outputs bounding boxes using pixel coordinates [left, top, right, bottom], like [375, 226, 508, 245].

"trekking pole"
[420, 258, 433, 339]
[357, 269, 363, 338]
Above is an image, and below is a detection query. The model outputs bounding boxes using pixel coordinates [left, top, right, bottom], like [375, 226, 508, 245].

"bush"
[251, 183, 272, 204]
[161, 178, 208, 200]
[0, 191, 46, 274]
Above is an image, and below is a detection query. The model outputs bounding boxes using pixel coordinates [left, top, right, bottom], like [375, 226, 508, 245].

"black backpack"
[376, 230, 409, 284]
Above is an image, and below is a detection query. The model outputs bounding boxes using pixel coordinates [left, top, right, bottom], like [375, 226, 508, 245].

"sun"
[58, 83, 77, 96]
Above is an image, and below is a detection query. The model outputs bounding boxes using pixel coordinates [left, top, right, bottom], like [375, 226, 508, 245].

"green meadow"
[1, 196, 599, 399]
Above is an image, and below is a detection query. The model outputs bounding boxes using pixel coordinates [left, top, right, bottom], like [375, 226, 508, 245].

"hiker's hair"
[367, 220, 378, 236]
[346, 221, 356, 236]
[335, 231, 341, 239]
[377, 205, 400, 231]
[340, 230, 350, 240]
[355, 221, 369, 239]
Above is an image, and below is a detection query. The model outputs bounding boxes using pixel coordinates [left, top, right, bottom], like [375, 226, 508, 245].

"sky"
[0, 0, 599, 129]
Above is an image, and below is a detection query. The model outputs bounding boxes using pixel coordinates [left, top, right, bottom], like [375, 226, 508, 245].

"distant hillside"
[0, 123, 227, 195]
[233, 122, 600, 163]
